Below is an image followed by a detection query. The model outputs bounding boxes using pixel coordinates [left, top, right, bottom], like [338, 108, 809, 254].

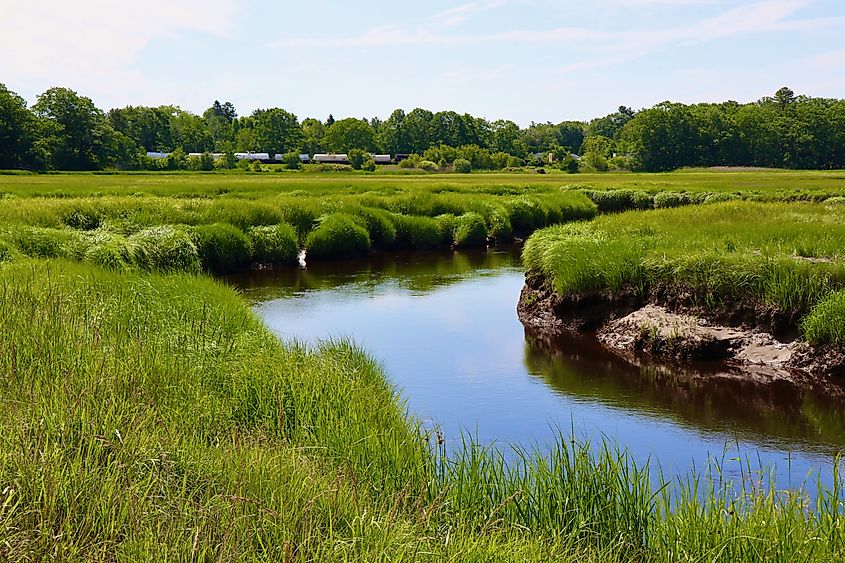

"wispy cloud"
[272, 0, 826, 54]
[430, 1, 511, 27]
[0, 0, 237, 98]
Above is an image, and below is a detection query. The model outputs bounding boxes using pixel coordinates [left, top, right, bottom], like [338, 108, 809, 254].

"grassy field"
[2, 171, 845, 560]
[1, 259, 844, 561]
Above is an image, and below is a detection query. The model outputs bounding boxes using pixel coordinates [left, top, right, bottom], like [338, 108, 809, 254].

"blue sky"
[1, 0, 843, 125]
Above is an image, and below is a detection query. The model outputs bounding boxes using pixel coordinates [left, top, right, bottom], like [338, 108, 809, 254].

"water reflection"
[525, 331, 845, 458]
[226, 247, 522, 302]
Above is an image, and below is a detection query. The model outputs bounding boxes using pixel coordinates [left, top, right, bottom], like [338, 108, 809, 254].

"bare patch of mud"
[517, 273, 845, 380]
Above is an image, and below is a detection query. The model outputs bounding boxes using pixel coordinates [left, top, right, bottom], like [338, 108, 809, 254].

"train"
[145, 152, 394, 165]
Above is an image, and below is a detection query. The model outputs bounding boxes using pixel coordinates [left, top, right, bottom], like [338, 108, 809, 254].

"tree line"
[2, 83, 844, 172]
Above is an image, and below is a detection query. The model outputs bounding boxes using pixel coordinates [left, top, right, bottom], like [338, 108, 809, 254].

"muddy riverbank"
[517, 273, 845, 381]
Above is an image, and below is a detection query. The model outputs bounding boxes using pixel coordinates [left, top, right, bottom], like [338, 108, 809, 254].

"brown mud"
[517, 273, 845, 381]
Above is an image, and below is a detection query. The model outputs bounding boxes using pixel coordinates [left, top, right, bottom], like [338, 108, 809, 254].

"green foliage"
[454, 212, 488, 247]
[305, 213, 371, 260]
[347, 148, 367, 170]
[193, 223, 252, 273]
[248, 223, 299, 265]
[803, 290, 845, 345]
[653, 191, 691, 208]
[524, 202, 845, 344]
[82, 232, 130, 270]
[580, 189, 653, 212]
[392, 214, 443, 249]
[351, 206, 397, 249]
[418, 160, 438, 172]
[486, 205, 513, 241]
[279, 151, 301, 169]
[323, 118, 375, 153]
[126, 225, 201, 272]
[453, 158, 472, 173]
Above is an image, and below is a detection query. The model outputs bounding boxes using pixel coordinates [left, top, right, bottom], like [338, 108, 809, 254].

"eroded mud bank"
[517, 273, 845, 380]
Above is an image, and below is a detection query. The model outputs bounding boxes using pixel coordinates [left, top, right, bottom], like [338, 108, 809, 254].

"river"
[225, 247, 845, 494]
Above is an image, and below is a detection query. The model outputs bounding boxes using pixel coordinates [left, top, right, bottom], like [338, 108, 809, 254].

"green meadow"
[2, 171, 845, 560]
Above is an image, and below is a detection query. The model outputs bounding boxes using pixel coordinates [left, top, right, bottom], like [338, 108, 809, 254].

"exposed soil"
[517, 273, 845, 380]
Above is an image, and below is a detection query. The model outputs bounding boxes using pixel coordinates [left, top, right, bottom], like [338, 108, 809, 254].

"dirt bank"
[517, 273, 845, 379]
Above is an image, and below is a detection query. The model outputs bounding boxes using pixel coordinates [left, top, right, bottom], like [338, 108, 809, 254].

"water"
[226, 247, 845, 493]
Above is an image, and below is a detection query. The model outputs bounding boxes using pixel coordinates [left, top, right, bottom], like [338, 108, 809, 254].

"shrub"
[453, 158, 472, 174]
[281, 152, 302, 169]
[418, 160, 438, 172]
[454, 212, 488, 248]
[362, 158, 376, 172]
[194, 223, 252, 273]
[127, 226, 201, 273]
[823, 196, 845, 206]
[248, 224, 299, 265]
[250, 160, 264, 172]
[348, 149, 367, 170]
[305, 213, 371, 260]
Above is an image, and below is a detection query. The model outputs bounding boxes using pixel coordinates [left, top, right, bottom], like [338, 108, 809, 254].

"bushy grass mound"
[523, 202, 845, 344]
[580, 189, 654, 212]
[7, 226, 85, 259]
[193, 223, 252, 273]
[81, 232, 130, 270]
[454, 212, 488, 248]
[392, 214, 444, 249]
[127, 225, 201, 273]
[248, 223, 299, 265]
[350, 206, 398, 249]
[305, 213, 371, 260]
[803, 290, 845, 345]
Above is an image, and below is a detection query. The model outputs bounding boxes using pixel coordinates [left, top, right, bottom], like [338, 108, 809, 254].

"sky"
[1, 0, 844, 126]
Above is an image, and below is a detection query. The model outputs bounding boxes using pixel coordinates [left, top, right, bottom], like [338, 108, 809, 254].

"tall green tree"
[300, 118, 325, 156]
[0, 83, 46, 169]
[33, 87, 129, 170]
[323, 118, 375, 153]
[108, 106, 173, 152]
[250, 108, 303, 155]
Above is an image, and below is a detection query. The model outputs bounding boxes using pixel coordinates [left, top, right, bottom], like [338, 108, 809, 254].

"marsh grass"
[523, 202, 845, 344]
[247, 223, 299, 265]
[0, 260, 844, 560]
[305, 213, 372, 260]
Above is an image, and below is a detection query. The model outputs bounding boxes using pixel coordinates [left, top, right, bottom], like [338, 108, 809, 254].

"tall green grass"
[523, 202, 845, 345]
[1, 259, 844, 560]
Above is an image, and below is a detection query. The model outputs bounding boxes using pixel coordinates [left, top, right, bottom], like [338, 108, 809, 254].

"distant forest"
[2, 83, 844, 173]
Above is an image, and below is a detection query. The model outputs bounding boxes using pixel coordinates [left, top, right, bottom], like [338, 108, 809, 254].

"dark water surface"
[226, 248, 845, 493]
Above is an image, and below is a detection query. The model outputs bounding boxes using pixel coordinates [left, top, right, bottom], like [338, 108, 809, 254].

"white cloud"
[272, 0, 828, 53]
[0, 0, 236, 99]
[430, 1, 511, 27]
